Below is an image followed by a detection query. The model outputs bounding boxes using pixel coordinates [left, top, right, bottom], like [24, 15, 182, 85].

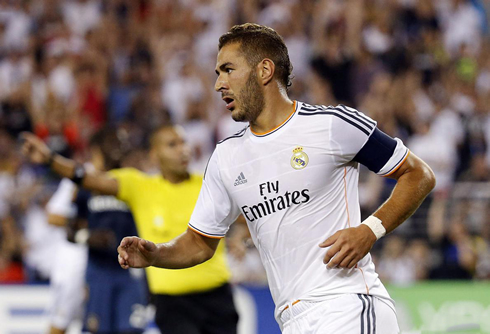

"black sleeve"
[353, 128, 397, 173]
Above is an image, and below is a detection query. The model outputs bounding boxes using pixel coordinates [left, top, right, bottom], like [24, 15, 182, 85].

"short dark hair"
[218, 23, 293, 89]
[149, 124, 176, 148]
[89, 127, 131, 170]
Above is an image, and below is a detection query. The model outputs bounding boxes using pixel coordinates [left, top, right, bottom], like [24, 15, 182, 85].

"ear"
[258, 58, 275, 86]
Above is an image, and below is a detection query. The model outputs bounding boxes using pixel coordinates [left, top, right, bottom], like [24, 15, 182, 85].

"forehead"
[215, 43, 247, 69]
[153, 127, 186, 144]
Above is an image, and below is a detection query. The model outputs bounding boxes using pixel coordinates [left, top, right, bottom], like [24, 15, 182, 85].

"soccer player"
[73, 128, 147, 334]
[43, 128, 147, 334]
[21, 125, 238, 334]
[115, 24, 435, 333]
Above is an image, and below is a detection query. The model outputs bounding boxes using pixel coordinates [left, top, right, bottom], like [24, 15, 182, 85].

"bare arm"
[320, 153, 436, 269]
[117, 228, 221, 270]
[21, 132, 119, 196]
[371, 152, 436, 233]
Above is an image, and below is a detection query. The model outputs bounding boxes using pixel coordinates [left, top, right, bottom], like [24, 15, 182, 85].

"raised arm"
[21, 132, 119, 196]
[321, 153, 435, 268]
[117, 228, 221, 269]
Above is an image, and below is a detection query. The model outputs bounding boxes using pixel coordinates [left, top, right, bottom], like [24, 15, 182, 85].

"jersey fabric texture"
[189, 101, 408, 326]
[74, 189, 147, 333]
[109, 169, 231, 295]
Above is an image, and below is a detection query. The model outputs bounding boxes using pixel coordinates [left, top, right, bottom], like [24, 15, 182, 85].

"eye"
[226, 68, 233, 74]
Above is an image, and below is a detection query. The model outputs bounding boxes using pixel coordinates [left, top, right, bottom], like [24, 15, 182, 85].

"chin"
[231, 109, 247, 122]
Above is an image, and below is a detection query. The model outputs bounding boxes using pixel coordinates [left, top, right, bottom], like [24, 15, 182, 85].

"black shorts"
[152, 283, 238, 334]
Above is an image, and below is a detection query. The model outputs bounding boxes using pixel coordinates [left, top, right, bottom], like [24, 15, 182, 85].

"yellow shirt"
[110, 168, 231, 295]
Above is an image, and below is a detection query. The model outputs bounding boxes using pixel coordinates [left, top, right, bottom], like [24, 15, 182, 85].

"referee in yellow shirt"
[21, 126, 238, 334]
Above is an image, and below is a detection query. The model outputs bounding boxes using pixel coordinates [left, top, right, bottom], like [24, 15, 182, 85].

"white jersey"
[189, 101, 409, 324]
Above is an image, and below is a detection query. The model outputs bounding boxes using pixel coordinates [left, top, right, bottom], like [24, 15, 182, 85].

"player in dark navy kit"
[72, 129, 147, 334]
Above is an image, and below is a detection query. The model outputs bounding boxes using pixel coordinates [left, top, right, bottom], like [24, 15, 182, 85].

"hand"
[20, 132, 51, 164]
[319, 225, 377, 269]
[117, 236, 158, 269]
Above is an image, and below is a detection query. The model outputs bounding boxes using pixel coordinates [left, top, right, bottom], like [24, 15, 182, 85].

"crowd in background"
[0, 0, 490, 287]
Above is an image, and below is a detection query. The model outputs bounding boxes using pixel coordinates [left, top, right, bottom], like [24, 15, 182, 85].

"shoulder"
[217, 126, 249, 146]
[297, 102, 376, 136]
[189, 173, 204, 186]
[108, 168, 148, 182]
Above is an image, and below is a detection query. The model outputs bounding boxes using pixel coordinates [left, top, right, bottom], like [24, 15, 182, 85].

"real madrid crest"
[290, 146, 309, 170]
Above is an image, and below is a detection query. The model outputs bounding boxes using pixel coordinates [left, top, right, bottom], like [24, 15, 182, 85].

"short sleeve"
[327, 104, 377, 163]
[354, 128, 410, 176]
[46, 178, 77, 218]
[188, 149, 240, 239]
[109, 168, 145, 205]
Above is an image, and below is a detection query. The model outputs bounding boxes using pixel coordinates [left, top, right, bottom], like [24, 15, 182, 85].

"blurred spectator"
[377, 236, 418, 286]
[430, 221, 478, 280]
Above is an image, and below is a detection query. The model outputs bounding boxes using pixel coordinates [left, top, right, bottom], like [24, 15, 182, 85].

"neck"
[250, 87, 294, 134]
[160, 170, 190, 184]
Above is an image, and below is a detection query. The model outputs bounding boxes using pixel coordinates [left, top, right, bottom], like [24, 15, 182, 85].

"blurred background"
[0, 0, 490, 333]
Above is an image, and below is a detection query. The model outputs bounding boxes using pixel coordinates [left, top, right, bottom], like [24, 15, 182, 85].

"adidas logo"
[234, 172, 248, 186]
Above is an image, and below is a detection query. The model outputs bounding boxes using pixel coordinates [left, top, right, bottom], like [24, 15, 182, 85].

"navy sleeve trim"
[353, 128, 397, 173]
[217, 126, 249, 144]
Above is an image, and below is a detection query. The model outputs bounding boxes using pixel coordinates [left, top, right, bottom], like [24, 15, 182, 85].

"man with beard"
[118, 24, 435, 333]
[20, 125, 238, 334]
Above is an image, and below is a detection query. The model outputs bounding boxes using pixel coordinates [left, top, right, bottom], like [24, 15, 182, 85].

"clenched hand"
[118, 236, 158, 269]
[20, 132, 51, 164]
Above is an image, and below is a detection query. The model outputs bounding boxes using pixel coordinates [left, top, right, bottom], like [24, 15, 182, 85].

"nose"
[215, 74, 228, 92]
[180, 143, 191, 160]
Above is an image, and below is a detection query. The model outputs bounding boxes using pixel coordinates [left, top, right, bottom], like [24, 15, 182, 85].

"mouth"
[222, 96, 236, 111]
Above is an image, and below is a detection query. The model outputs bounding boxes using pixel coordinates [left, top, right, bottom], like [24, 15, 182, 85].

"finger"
[19, 132, 33, 142]
[21, 145, 30, 156]
[118, 254, 128, 269]
[138, 239, 148, 253]
[120, 236, 136, 248]
[338, 253, 356, 268]
[118, 247, 129, 261]
[21, 134, 37, 148]
[347, 257, 359, 269]
[327, 249, 348, 269]
[319, 231, 341, 248]
[323, 242, 341, 264]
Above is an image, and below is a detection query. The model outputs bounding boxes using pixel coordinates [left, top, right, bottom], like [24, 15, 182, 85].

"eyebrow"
[215, 62, 233, 75]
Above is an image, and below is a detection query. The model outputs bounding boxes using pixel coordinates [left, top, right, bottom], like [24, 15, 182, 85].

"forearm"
[372, 159, 435, 234]
[50, 154, 118, 196]
[50, 154, 78, 180]
[152, 229, 218, 269]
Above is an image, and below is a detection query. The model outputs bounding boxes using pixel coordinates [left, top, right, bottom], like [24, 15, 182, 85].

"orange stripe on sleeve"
[383, 150, 410, 177]
[188, 225, 224, 239]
